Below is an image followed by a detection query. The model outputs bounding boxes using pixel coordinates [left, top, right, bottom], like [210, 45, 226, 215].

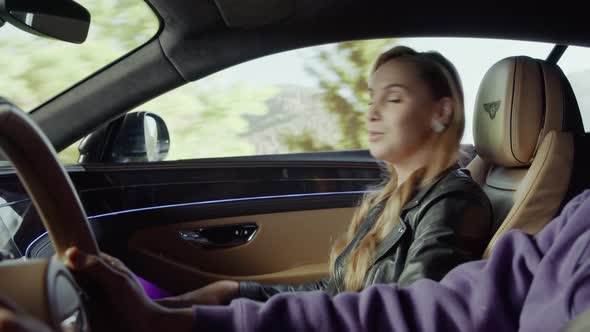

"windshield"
[0, 0, 159, 111]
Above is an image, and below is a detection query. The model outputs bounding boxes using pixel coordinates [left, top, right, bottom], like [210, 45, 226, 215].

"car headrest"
[473, 56, 583, 167]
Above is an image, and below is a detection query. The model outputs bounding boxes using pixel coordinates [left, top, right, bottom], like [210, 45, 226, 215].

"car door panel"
[8, 151, 378, 293]
[127, 207, 355, 292]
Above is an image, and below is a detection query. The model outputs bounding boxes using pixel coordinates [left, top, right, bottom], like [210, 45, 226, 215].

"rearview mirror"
[0, 0, 90, 44]
[78, 112, 170, 163]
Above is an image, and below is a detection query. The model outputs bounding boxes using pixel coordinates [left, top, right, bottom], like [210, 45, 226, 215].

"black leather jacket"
[239, 165, 493, 301]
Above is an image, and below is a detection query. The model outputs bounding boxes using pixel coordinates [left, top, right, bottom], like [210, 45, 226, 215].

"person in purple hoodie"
[3, 190, 590, 332]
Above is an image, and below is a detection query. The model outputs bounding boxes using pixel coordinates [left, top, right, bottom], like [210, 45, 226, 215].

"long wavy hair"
[328, 46, 465, 292]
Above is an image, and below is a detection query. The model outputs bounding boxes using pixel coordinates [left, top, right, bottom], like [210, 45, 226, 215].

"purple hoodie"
[194, 190, 590, 332]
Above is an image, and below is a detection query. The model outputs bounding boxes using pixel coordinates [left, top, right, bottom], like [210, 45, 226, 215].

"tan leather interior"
[128, 207, 356, 292]
[467, 56, 584, 257]
[474, 57, 546, 167]
[0, 254, 87, 330]
[485, 132, 574, 254]
[0, 103, 99, 258]
[0, 102, 94, 329]
[0, 260, 50, 323]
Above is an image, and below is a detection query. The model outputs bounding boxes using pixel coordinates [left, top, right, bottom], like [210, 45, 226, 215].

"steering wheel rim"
[0, 99, 98, 258]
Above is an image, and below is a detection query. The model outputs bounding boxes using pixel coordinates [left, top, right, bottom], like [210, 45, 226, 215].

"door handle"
[178, 223, 258, 249]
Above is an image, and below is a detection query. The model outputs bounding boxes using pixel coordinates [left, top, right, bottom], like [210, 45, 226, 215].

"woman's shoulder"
[429, 167, 488, 201]
[407, 167, 492, 222]
[404, 165, 490, 213]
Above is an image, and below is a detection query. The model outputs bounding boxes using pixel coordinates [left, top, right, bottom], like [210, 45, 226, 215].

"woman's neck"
[392, 141, 435, 184]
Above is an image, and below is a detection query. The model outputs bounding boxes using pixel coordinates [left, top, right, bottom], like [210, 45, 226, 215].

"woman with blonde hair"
[157, 46, 493, 305]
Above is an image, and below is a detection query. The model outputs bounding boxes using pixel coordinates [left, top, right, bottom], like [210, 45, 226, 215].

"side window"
[58, 37, 557, 164]
[58, 39, 395, 163]
[558, 46, 590, 131]
[124, 40, 398, 161]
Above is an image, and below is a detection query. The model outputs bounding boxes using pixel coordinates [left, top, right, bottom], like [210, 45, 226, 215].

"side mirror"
[78, 112, 170, 163]
[0, 0, 90, 44]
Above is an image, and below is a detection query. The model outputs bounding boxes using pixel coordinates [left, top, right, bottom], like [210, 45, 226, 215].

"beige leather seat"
[466, 56, 586, 257]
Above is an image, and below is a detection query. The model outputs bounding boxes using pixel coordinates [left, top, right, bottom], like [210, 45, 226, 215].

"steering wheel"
[0, 99, 98, 331]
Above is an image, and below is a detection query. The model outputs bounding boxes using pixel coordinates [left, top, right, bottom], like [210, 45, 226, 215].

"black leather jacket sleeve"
[238, 277, 331, 302]
[396, 192, 492, 287]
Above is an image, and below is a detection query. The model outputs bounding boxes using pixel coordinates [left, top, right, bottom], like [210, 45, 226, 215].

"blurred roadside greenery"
[0, 0, 157, 110]
[0, 0, 158, 163]
[0, 0, 395, 164]
[284, 39, 393, 151]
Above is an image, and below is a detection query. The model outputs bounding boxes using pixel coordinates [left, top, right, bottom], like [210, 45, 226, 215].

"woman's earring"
[431, 119, 446, 133]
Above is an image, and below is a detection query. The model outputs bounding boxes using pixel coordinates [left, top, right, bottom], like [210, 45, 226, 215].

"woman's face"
[367, 59, 442, 164]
